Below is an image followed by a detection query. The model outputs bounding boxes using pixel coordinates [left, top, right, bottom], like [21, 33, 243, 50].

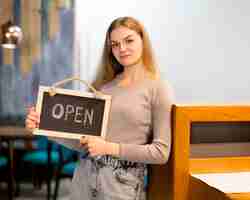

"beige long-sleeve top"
[52, 77, 174, 164]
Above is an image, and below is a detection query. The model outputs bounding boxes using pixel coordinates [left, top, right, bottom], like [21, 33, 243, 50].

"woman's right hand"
[25, 106, 40, 132]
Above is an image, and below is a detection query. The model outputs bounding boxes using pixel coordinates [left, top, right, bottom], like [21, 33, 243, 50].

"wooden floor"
[0, 180, 71, 200]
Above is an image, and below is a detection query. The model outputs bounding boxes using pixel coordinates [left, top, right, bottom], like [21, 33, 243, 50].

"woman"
[26, 16, 173, 200]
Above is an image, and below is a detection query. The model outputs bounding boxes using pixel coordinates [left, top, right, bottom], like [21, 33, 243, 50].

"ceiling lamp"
[1, 20, 23, 49]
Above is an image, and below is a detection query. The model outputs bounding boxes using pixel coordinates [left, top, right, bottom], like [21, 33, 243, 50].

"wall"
[0, 1, 74, 124]
[75, 0, 250, 104]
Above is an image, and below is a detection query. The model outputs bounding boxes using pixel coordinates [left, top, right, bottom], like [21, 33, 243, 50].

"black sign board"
[34, 86, 111, 139]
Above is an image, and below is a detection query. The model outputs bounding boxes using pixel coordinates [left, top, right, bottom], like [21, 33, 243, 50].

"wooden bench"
[148, 105, 250, 200]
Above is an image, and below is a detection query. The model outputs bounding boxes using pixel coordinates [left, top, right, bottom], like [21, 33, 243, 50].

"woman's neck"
[118, 62, 148, 86]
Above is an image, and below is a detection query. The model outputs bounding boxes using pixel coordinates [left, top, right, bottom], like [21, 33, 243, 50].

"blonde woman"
[26, 16, 174, 200]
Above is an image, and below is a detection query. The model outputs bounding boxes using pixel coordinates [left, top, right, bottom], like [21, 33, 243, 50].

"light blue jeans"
[70, 155, 147, 200]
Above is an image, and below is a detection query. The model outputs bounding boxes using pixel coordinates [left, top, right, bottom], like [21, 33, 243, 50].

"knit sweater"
[52, 77, 173, 164]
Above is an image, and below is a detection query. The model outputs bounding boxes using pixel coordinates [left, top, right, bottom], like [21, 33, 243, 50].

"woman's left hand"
[80, 136, 108, 157]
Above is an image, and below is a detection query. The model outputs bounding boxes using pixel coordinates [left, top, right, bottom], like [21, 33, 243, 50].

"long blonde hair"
[92, 16, 158, 89]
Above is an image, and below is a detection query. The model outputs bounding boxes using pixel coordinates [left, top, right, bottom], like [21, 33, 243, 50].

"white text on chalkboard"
[51, 104, 94, 127]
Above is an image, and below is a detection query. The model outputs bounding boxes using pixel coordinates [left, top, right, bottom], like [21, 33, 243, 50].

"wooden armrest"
[227, 193, 250, 200]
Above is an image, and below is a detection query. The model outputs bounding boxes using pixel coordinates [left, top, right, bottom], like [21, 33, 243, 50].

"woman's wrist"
[106, 142, 120, 156]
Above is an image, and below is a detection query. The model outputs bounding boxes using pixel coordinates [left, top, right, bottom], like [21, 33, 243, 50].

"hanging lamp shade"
[1, 20, 23, 49]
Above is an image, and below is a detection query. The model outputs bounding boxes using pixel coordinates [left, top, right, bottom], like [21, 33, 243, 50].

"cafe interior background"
[1, 0, 250, 199]
[2, 0, 250, 135]
[0, 0, 75, 199]
[0, 0, 74, 124]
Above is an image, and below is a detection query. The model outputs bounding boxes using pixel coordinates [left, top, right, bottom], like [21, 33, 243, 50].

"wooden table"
[0, 126, 33, 200]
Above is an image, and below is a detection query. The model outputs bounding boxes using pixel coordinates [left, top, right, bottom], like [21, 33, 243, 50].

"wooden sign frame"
[34, 86, 111, 139]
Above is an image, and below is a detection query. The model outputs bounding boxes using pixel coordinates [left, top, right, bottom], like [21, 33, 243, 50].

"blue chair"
[21, 136, 76, 200]
[0, 140, 12, 200]
[53, 161, 78, 200]
[53, 152, 88, 200]
[0, 156, 8, 168]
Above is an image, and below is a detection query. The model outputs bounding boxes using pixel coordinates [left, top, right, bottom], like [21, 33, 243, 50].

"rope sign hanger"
[48, 76, 103, 98]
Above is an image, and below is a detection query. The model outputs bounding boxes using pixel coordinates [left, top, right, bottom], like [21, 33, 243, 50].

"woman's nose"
[119, 42, 126, 51]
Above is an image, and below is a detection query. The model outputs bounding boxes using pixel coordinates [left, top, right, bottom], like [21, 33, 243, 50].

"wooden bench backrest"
[174, 105, 250, 200]
[148, 105, 250, 200]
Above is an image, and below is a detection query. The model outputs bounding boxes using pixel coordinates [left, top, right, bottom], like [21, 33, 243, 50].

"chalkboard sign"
[34, 86, 111, 139]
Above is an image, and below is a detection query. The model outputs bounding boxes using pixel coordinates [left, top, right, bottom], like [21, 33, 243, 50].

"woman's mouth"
[120, 55, 130, 59]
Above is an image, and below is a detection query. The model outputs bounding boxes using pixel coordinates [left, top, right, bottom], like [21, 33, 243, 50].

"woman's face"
[110, 26, 143, 67]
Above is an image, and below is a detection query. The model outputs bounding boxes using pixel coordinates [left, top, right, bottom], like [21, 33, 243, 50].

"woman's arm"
[118, 81, 173, 164]
[80, 80, 174, 164]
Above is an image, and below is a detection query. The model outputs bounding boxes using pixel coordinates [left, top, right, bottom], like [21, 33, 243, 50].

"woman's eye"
[126, 39, 133, 44]
[111, 43, 119, 48]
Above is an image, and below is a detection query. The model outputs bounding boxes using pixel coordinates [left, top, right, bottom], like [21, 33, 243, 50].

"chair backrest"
[173, 105, 250, 200]
[35, 135, 77, 162]
[35, 135, 59, 150]
[0, 140, 7, 169]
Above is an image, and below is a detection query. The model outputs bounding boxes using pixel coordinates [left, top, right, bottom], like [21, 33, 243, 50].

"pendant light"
[1, 20, 23, 49]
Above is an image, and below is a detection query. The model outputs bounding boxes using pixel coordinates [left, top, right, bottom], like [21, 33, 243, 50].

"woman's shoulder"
[98, 79, 119, 94]
[144, 78, 175, 102]
[99, 82, 112, 91]
[144, 78, 172, 91]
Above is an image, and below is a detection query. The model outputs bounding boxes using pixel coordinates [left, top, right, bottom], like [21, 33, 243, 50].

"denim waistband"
[88, 155, 145, 170]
